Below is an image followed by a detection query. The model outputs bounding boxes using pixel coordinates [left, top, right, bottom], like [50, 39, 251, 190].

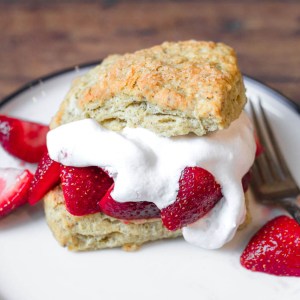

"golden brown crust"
[51, 41, 246, 136]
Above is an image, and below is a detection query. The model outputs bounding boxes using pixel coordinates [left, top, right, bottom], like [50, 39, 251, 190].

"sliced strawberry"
[0, 115, 49, 163]
[254, 132, 263, 157]
[27, 152, 60, 205]
[161, 167, 223, 231]
[60, 166, 113, 216]
[99, 185, 161, 220]
[241, 216, 300, 277]
[0, 168, 33, 217]
[161, 167, 252, 231]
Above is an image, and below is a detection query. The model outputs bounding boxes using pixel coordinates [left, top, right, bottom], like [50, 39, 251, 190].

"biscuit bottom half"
[44, 185, 251, 251]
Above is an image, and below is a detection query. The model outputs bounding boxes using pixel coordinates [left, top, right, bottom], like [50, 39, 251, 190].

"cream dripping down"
[47, 112, 256, 249]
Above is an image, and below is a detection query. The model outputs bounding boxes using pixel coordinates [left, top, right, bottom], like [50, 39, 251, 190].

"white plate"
[0, 64, 300, 300]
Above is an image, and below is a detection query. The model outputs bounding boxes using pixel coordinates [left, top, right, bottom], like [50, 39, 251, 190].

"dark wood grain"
[0, 0, 299, 106]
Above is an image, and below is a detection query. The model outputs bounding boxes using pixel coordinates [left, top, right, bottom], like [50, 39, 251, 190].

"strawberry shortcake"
[29, 41, 257, 251]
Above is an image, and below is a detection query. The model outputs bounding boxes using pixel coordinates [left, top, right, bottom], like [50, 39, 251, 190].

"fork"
[249, 98, 300, 224]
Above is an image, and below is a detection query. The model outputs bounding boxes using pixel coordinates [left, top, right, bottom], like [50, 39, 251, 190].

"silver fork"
[249, 98, 300, 224]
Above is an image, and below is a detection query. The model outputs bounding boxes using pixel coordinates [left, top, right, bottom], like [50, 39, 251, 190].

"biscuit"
[44, 185, 181, 251]
[45, 41, 250, 251]
[44, 186, 250, 251]
[51, 40, 246, 137]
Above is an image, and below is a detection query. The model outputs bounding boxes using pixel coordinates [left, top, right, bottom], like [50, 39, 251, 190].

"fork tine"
[249, 100, 277, 184]
[250, 163, 263, 187]
[257, 98, 293, 181]
[249, 97, 300, 224]
[280, 198, 300, 224]
[256, 100, 286, 181]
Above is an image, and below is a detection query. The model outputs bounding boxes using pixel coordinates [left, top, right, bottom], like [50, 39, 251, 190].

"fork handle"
[262, 197, 300, 225]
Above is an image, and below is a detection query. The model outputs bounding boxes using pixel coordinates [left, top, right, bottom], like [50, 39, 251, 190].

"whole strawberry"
[240, 215, 300, 277]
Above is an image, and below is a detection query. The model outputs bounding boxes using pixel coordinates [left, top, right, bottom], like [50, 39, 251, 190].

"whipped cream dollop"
[47, 112, 256, 249]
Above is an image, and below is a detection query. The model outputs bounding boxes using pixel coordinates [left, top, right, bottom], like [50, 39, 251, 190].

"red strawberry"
[161, 167, 222, 231]
[0, 168, 33, 217]
[28, 152, 61, 205]
[99, 185, 161, 220]
[161, 167, 252, 231]
[0, 115, 49, 163]
[241, 216, 300, 277]
[60, 166, 113, 216]
[254, 132, 263, 157]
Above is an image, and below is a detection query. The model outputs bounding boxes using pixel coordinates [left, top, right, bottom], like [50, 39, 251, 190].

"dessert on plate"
[38, 40, 256, 251]
[0, 40, 257, 251]
[2, 41, 299, 277]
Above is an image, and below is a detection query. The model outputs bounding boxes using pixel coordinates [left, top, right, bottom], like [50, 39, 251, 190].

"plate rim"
[1, 61, 299, 114]
[1, 62, 300, 300]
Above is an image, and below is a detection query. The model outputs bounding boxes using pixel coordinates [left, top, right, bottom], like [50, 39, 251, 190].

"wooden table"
[1, 0, 299, 107]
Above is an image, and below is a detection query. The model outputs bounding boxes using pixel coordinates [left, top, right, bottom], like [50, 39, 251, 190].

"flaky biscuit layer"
[44, 186, 181, 251]
[51, 40, 246, 136]
[44, 186, 250, 251]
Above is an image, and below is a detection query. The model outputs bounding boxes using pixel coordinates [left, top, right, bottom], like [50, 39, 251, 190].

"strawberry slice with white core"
[0, 115, 49, 163]
[0, 168, 33, 217]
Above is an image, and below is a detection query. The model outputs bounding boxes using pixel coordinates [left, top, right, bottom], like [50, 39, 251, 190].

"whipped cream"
[47, 112, 256, 249]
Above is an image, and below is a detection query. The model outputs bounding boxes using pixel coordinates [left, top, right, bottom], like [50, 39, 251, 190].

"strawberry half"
[28, 152, 61, 205]
[0, 168, 33, 217]
[60, 166, 113, 216]
[241, 216, 300, 277]
[161, 167, 223, 231]
[0, 115, 49, 163]
[161, 168, 252, 231]
[99, 185, 161, 220]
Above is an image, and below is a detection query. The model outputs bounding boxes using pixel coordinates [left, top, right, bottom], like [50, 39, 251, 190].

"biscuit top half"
[51, 40, 246, 137]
